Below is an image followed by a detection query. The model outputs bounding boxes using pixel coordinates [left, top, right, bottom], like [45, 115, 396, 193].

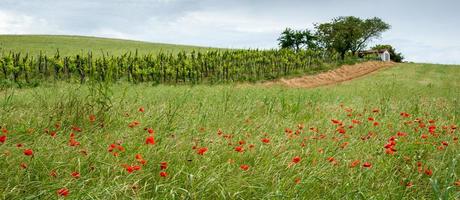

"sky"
[0, 0, 459, 64]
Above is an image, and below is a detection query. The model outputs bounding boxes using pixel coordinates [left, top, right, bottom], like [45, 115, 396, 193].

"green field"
[1, 62, 459, 199]
[0, 35, 217, 56]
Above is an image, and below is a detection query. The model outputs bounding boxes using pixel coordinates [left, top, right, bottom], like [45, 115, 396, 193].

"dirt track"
[265, 61, 396, 88]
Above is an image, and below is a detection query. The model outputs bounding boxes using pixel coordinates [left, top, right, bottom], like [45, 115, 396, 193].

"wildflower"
[159, 171, 168, 177]
[261, 138, 270, 144]
[71, 172, 80, 179]
[57, 188, 69, 197]
[331, 119, 342, 125]
[294, 178, 301, 184]
[139, 107, 145, 112]
[368, 117, 374, 121]
[362, 162, 372, 168]
[50, 170, 57, 177]
[340, 142, 349, 149]
[0, 135, 6, 144]
[197, 147, 208, 155]
[20, 162, 27, 169]
[71, 125, 82, 132]
[89, 114, 96, 123]
[145, 136, 155, 145]
[350, 160, 360, 168]
[147, 128, 154, 134]
[400, 112, 411, 118]
[24, 149, 33, 156]
[136, 154, 147, 165]
[373, 122, 379, 126]
[235, 146, 244, 153]
[292, 156, 301, 164]
[160, 162, 168, 170]
[455, 180, 460, 186]
[128, 121, 140, 128]
[240, 164, 250, 171]
[424, 169, 433, 176]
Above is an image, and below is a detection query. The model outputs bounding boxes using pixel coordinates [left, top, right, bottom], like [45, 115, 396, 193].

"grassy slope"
[0, 35, 217, 57]
[0, 63, 459, 199]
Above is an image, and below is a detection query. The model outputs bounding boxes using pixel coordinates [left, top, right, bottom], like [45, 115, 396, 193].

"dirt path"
[264, 61, 396, 88]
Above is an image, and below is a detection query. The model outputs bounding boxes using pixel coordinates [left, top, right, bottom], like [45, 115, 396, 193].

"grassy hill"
[1, 63, 459, 199]
[0, 35, 218, 57]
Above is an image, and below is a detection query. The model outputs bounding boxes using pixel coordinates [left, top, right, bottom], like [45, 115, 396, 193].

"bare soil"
[264, 61, 396, 88]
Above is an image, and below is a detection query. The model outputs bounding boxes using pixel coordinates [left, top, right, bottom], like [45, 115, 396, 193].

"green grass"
[0, 35, 218, 57]
[0, 63, 459, 199]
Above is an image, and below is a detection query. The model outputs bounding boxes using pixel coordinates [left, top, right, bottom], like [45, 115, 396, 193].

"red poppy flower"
[160, 171, 168, 177]
[372, 109, 379, 113]
[292, 156, 301, 164]
[147, 128, 154, 134]
[424, 169, 433, 176]
[441, 141, 448, 146]
[23, 149, 33, 156]
[294, 177, 301, 184]
[145, 136, 155, 145]
[400, 112, 411, 118]
[160, 162, 168, 170]
[197, 147, 208, 155]
[1, 128, 7, 134]
[133, 165, 141, 171]
[248, 144, 255, 149]
[89, 114, 96, 122]
[421, 134, 428, 139]
[20, 162, 27, 169]
[125, 166, 134, 173]
[235, 146, 244, 153]
[331, 119, 342, 125]
[362, 162, 372, 168]
[71, 125, 82, 132]
[139, 107, 145, 112]
[135, 154, 147, 165]
[0, 135, 6, 144]
[240, 164, 250, 171]
[368, 117, 374, 121]
[50, 170, 57, 177]
[261, 138, 270, 144]
[455, 180, 460, 186]
[350, 160, 360, 168]
[239, 140, 246, 145]
[71, 172, 80, 179]
[57, 188, 69, 197]
[128, 121, 140, 128]
[69, 138, 80, 147]
[340, 142, 349, 149]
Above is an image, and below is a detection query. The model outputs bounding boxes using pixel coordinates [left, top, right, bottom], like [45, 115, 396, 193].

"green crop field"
[0, 35, 217, 57]
[1, 61, 459, 199]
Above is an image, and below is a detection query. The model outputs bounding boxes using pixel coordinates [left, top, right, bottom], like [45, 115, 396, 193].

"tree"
[372, 44, 404, 62]
[315, 16, 390, 59]
[278, 28, 316, 52]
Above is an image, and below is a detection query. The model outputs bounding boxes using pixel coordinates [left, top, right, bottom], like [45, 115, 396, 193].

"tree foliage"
[314, 16, 390, 59]
[372, 44, 404, 62]
[278, 28, 316, 52]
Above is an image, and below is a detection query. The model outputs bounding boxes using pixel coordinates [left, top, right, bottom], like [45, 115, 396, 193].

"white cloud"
[0, 10, 58, 34]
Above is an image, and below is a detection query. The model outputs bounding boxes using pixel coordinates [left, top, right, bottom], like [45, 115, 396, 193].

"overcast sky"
[1, 0, 459, 64]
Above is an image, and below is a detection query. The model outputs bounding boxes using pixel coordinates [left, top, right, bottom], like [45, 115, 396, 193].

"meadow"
[0, 35, 215, 56]
[0, 62, 459, 199]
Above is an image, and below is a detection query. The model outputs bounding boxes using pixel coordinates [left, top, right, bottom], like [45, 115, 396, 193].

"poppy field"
[0, 63, 459, 199]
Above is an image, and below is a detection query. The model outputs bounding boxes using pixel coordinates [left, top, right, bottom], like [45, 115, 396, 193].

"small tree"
[372, 44, 404, 62]
[278, 28, 316, 52]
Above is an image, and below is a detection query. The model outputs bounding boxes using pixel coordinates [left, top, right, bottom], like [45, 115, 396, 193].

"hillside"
[0, 35, 218, 57]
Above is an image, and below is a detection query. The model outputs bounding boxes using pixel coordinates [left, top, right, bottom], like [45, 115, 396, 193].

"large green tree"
[315, 16, 390, 59]
[278, 28, 316, 52]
